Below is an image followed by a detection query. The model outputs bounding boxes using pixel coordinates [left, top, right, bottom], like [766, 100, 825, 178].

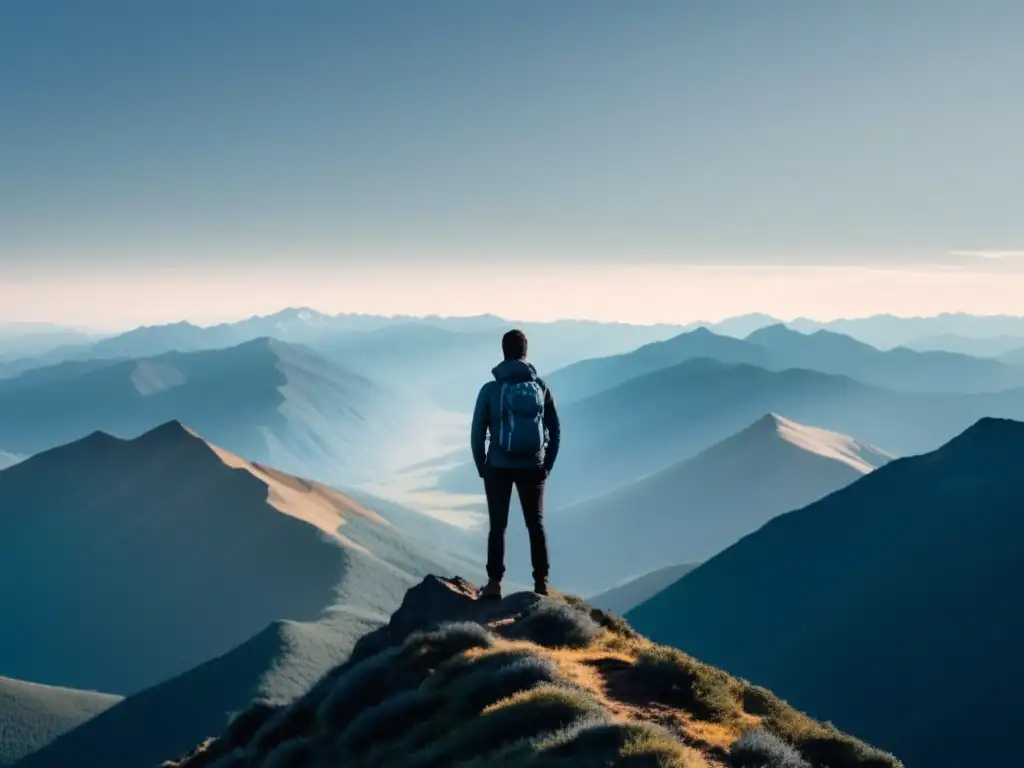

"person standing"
[470, 329, 561, 598]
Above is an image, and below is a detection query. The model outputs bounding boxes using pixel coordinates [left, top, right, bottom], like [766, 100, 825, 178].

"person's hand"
[539, 466, 550, 479]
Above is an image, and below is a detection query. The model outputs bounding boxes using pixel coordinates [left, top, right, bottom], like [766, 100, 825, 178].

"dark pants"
[484, 466, 549, 583]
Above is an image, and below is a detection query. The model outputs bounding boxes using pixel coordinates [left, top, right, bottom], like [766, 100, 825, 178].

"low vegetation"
[162, 577, 904, 768]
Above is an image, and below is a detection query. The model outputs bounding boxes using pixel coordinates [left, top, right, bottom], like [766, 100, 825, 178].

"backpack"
[497, 380, 546, 455]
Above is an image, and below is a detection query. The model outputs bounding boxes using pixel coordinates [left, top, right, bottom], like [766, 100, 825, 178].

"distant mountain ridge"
[0, 677, 120, 767]
[548, 324, 1024, 404]
[545, 413, 892, 592]
[0, 337, 418, 486]
[626, 416, 1024, 768]
[0, 309, 688, 391]
[0, 421, 477, 696]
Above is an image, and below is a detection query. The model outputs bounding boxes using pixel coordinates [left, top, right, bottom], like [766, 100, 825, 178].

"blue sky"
[2, 1, 1023, 327]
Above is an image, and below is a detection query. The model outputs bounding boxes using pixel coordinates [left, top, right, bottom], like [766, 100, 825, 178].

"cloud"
[948, 250, 1024, 261]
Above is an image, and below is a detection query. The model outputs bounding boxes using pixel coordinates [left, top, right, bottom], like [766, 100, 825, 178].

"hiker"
[471, 329, 561, 599]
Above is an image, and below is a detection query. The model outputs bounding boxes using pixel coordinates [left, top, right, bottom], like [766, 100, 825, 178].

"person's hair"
[501, 329, 528, 360]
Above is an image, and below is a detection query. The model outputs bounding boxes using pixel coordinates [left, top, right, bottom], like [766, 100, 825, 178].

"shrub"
[249, 656, 366, 754]
[409, 684, 606, 766]
[398, 621, 496, 675]
[537, 716, 639, 757]
[799, 736, 903, 768]
[505, 601, 602, 649]
[316, 646, 403, 729]
[447, 656, 565, 716]
[424, 648, 540, 691]
[618, 721, 710, 767]
[222, 700, 279, 750]
[335, 688, 444, 757]
[563, 594, 643, 640]
[741, 686, 903, 768]
[632, 647, 741, 722]
[729, 730, 810, 768]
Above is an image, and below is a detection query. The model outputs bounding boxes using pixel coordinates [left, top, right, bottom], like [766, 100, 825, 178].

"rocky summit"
[161, 576, 902, 768]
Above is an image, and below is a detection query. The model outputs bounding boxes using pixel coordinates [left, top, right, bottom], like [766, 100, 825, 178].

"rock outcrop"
[162, 576, 903, 768]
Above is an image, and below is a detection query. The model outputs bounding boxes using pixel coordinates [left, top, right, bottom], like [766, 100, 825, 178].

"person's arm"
[542, 383, 561, 473]
[470, 383, 490, 477]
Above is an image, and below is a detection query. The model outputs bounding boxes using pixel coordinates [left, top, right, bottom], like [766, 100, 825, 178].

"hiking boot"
[533, 579, 549, 596]
[480, 579, 502, 600]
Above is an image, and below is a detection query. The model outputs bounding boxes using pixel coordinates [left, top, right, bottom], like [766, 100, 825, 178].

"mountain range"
[545, 413, 893, 593]
[0, 421, 478, 696]
[0, 310, 686, 404]
[0, 338, 421, 486]
[547, 324, 1024, 404]
[626, 417, 1024, 768]
[437, 355, 1024, 509]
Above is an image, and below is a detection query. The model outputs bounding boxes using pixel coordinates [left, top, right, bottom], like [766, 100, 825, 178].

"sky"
[2, 0, 1023, 330]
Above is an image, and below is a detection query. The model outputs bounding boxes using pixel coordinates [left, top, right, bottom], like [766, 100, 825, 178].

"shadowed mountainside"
[159, 576, 902, 768]
[545, 414, 892, 593]
[0, 678, 120, 767]
[14, 611, 386, 768]
[0, 422, 479, 696]
[0, 337, 421, 486]
[626, 417, 1024, 768]
[588, 564, 700, 616]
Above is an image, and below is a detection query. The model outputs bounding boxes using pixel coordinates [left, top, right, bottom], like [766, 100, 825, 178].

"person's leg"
[514, 467, 550, 592]
[483, 467, 514, 592]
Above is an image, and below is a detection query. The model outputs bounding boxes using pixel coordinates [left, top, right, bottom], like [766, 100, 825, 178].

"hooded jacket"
[471, 358, 561, 475]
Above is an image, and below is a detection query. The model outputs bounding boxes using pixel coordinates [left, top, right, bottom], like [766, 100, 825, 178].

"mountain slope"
[0, 678, 120, 767]
[0, 451, 20, 470]
[0, 338, 419, 485]
[588, 564, 700, 615]
[547, 414, 893, 593]
[0, 422, 478, 696]
[15, 610, 385, 768]
[159, 576, 901, 768]
[535, 358, 1024, 508]
[626, 417, 1024, 768]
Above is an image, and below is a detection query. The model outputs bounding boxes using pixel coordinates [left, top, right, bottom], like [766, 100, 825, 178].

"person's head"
[501, 329, 528, 360]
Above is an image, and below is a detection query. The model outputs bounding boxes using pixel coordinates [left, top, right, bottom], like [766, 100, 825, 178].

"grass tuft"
[504, 600, 602, 649]
[729, 729, 809, 768]
[633, 646, 742, 722]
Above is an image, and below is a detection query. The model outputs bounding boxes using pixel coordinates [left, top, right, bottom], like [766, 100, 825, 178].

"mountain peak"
[734, 412, 894, 474]
[937, 416, 1024, 459]
[162, 575, 900, 768]
[133, 419, 201, 445]
[745, 322, 794, 340]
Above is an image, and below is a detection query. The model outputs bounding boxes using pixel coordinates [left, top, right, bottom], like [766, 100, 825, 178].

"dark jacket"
[471, 358, 561, 476]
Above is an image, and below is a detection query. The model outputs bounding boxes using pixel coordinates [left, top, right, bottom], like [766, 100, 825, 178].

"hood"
[492, 358, 538, 383]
